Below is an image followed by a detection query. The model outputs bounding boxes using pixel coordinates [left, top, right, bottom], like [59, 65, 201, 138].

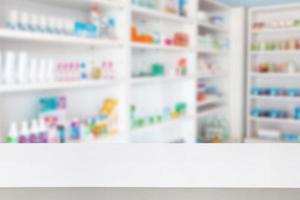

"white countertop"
[0, 144, 299, 188]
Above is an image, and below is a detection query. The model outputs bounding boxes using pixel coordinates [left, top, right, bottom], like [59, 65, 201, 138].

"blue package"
[74, 22, 86, 37]
[85, 23, 97, 38]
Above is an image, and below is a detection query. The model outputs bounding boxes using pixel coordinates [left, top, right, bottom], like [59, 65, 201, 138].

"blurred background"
[0, 0, 300, 144]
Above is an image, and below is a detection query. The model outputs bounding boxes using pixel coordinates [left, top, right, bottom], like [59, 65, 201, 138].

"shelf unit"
[0, 0, 129, 143]
[0, 0, 235, 144]
[196, 0, 231, 142]
[247, 4, 300, 143]
[129, 0, 198, 143]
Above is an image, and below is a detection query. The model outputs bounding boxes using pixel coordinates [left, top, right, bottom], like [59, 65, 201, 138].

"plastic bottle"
[46, 59, 55, 82]
[6, 122, 19, 143]
[7, 10, 18, 30]
[4, 51, 16, 84]
[20, 12, 29, 31]
[38, 59, 47, 82]
[29, 58, 38, 83]
[39, 15, 47, 33]
[19, 121, 30, 143]
[17, 52, 29, 83]
[39, 119, 48, 143]
[48, 127, 59, 143]
[29, 13, 38, 32]
[29, 120, 39, 143]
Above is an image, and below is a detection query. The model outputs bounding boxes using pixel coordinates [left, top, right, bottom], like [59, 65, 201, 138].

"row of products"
[257, 129, 300, 143]
[198, 12, 227, 27]
[130, 102, 188, 129]
[6, 97, 118, 143]
[251, 39, 300, 51]
[131, 26, 189, 47]
[197, 116, 229, 143]
[251, 87, 300, 97]
[198, 35, 229, 52]
[251, 108, 300, 120]
[252, 19, 300, 31]
[6, 5, 117, 39]
[0, 51, 115, 85]
[197, 82, 223, 103]
[256, 62, 299, 73]
[132, 0, 188, 17]
[133, 58, 188, 78]
[198, 58, 225, 76]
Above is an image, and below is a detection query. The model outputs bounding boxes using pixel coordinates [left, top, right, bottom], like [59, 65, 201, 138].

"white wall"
[0, 188, 299, 200]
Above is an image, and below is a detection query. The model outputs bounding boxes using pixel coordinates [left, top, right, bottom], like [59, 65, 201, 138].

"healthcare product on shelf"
[131, 25, 189, 47]
[209, 15, 226, 26]
[0, 51, 116, 86]
[251, 109, 289, 119]
[251, 87, 300, 97]
[255, 61, 299, 73]
[282, 133, 300, 142]
[252, 38, 300, 52]
[3, 51, 16, 84]
[130, 102, 188, 130]
[5, 97, 119, 144]
[198, 58, 224, 76]
[6, 122, 18, 143]
[165, 0, 178, 15]
[5, 9, 117, 40]
[197, 116, 229, 143]
[133, 57, 188, 78]
[252, 18, 300, 31]
[256, 129, 300, 143]
[198, 35, 229, 51]
[19, 121, 30, 143]
[179, 0, 188, 17]
[197, 82, 223, 103]
[132, 0, 161, 10]
[257, 129, 281, 140]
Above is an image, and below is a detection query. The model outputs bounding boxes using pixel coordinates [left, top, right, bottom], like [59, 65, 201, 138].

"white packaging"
[49, 17, 56, 34]
[38, 59, 47, 82]
[30, 14, 38, 32]
[257, 129, 281, 140]
[20, 12, 29, 30]
[4, 51, 16, 84]
[39, 15, 47, 32]
[29, 58, 38, 83]
[7, 10, 18, 29]
[46, 59, 55, 82]
[56, 18, 64, 34]
[17, 52, 29, 83]
[64, 19, 74, 35]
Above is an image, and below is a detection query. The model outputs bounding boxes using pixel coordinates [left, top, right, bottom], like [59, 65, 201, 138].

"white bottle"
[46, 59, 55, 82]
[38, 59, 47, 82]
[7, 10, 18, 30]
[7, 122, 19, 143]
[4, 51, 16, 84]
[39, 15, 47, 33]
[49, 17, 56, 34]
[30, 119, 39, 143]
[17, 52, 29, 84]
[19, 121, 30, 143]
[29, 58, 38, 83]
[56, 18, 64, 34]
[20, 12, 29, 31]
[30, 14, 38, 32]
